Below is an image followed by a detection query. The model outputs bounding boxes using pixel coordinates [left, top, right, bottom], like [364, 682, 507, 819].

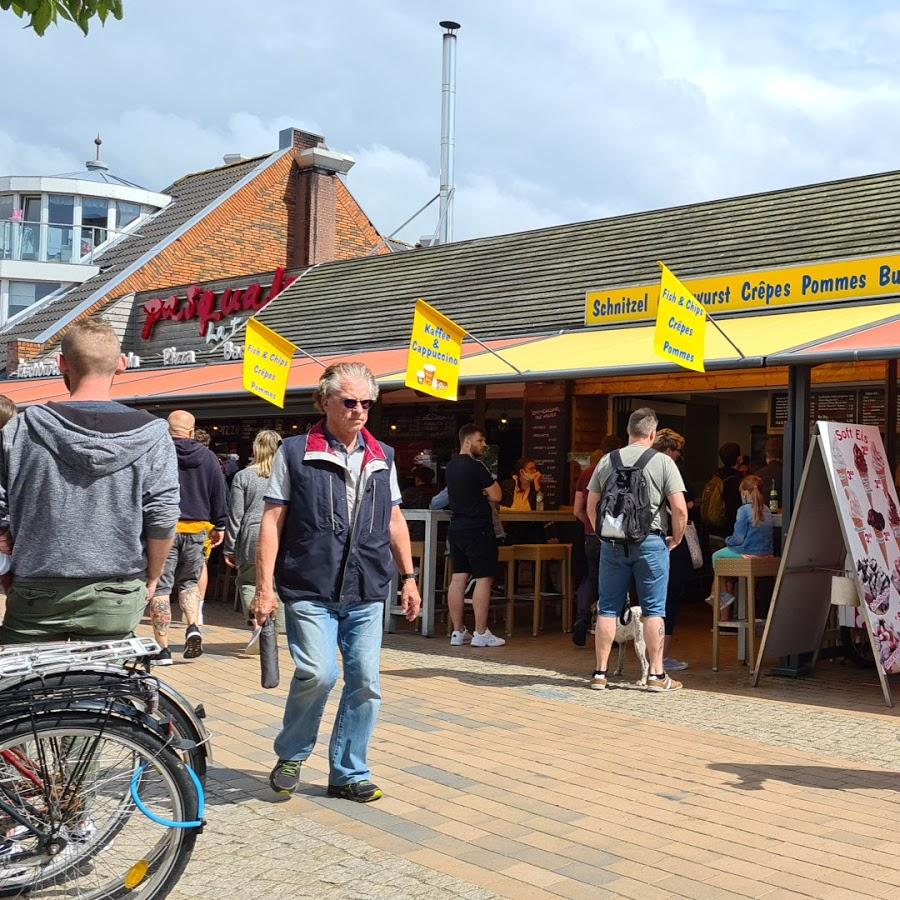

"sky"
[2, 1, 900, 244]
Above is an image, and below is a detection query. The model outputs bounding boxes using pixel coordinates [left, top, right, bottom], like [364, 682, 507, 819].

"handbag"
[684, 521, 704, 570]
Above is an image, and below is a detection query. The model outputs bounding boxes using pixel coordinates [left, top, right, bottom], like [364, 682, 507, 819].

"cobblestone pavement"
[157, 610, 900, 900]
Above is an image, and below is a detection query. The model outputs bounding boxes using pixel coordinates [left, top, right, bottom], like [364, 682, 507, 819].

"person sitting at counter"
[706, 475, 774, 613]
[501, 458, 547, 545]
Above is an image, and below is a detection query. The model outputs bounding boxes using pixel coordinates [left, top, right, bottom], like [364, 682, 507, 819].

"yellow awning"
[381, 301, 900, 384]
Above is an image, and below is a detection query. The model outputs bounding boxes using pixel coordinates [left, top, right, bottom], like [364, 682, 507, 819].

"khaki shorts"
[0, 577, 148, 644]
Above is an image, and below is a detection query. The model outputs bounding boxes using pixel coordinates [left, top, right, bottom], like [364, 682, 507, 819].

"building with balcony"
[0, 152, 170, 325]
[0, 125, 389, 374]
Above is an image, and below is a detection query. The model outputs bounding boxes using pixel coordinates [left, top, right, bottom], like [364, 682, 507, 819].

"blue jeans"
[598, 535, 669, 618]
[274, 598, 383, 785]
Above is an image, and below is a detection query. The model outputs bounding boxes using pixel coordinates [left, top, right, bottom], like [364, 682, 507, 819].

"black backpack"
[598, 449, 657, 544]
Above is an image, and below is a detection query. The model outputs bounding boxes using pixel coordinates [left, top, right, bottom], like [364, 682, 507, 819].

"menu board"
[814, 391, 858, 423]
[860, 390, 886, 427]
[523, 402, 567, 508]
[770, 389, 899, 430]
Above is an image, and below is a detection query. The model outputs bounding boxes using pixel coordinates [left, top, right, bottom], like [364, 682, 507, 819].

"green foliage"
[0, 0, 124, 36]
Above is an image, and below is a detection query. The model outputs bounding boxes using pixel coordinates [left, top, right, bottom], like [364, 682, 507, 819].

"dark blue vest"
[275, 431, 396, 604]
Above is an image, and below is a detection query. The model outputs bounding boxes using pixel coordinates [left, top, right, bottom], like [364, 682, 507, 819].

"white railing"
[0, 218, 131, 265]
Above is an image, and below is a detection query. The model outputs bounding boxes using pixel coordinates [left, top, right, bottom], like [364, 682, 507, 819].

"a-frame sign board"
[753, 421, 897, 707]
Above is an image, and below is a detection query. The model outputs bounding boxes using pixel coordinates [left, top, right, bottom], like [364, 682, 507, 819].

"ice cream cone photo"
[854, 442, 872, 495]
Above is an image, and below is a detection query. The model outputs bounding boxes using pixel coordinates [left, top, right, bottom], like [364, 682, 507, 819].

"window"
[0, 196, 13, 260]
[80, 197, 108, 256]
[115, 200, 140, 231]
[48, 195, 74, 263]
[7, 281, 60, 319]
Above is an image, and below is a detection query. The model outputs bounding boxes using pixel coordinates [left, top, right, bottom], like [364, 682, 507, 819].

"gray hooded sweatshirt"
[0, 401, 179, 580]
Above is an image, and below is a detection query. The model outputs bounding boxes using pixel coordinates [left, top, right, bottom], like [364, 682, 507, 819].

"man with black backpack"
[587, 408, 688, 692]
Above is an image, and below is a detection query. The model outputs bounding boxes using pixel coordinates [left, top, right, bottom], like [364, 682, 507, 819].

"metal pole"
[783, 364, 811, 533]
[438, 21, 460, 245]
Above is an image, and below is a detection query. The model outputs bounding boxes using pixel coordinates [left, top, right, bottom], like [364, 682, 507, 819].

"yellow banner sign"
[585, 251, 900, 327]
[242, 318, 298, 408]
[654, 263, 707, 372]
[404, 299, 465, 401]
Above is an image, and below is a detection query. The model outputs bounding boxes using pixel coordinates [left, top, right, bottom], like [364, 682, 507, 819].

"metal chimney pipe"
[438, 20, 460, 245]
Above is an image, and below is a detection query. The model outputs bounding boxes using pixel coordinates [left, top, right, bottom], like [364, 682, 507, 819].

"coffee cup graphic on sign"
[424, 363, 437, 387]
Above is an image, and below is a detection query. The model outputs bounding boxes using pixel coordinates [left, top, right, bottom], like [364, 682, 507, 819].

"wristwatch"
[400, 573, 417, 581]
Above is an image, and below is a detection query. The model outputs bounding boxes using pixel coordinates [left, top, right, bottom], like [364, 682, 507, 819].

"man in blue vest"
[253, 361, 421, 803]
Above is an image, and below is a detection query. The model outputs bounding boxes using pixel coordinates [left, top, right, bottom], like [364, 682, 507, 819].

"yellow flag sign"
[404, 299, 465, 401]
[243, 318, 298, 408]
[654, 263, 707, 373]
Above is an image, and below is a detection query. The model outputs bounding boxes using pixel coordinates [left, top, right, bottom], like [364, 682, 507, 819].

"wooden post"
[474, 383, 487, 430]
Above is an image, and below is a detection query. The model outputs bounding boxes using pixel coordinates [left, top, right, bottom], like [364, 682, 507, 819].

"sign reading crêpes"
[242, 318, 298, 409]
[585, 251, 900, 327]
[404, 299, 465, 401]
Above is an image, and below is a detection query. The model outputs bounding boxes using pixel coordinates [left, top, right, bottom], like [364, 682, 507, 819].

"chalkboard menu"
[770, 388, 900, 430]
[813, 391, 857, 423]
[860, 389, 886, 427]
[523, 402, 567, 508]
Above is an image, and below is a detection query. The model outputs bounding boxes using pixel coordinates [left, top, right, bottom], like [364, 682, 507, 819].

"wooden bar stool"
[712, 555, 781, 672]
[509, 543, 573, 637]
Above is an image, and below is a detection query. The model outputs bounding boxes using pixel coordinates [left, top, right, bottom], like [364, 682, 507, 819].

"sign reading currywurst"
[585, 252, 900, 326]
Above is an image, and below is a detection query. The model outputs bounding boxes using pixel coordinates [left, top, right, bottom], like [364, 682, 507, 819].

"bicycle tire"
[0, 711, 200, 899]
[1, 669, 208, 782]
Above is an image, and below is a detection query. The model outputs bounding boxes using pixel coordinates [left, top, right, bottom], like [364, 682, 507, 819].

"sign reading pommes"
[585, 252, 900, 326]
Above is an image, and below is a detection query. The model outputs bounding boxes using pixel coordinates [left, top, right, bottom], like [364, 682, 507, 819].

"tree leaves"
[2, 0, 124, 35]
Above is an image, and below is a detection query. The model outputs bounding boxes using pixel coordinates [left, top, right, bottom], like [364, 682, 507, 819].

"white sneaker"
[450, 629, 472, 646]
[470, 629, 505, 648]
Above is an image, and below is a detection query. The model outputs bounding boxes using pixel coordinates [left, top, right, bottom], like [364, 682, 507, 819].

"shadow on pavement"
[387, 665, 587, 690]
[709, 762, 900, 792]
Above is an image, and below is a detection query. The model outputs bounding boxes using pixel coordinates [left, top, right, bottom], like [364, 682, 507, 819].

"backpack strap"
[609, 450, 624, 470]
[633, 448, 658, 470]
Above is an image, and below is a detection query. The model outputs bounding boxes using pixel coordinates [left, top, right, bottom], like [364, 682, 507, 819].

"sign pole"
[463, 330, 523, 375]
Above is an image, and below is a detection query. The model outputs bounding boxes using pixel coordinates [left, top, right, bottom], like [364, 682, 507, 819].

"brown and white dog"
[613, 605, 649, 686]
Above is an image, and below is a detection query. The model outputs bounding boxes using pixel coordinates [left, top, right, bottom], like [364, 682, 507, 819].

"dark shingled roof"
[0, 154, 269, 355]
[256, 169, 900, 355]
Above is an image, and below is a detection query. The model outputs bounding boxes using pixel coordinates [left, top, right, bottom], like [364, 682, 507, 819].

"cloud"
[4, 0, 900, 244]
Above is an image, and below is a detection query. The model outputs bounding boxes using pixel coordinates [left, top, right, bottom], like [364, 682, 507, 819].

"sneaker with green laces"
[326, 780, 383, 803]
[268, 759, 303, 795]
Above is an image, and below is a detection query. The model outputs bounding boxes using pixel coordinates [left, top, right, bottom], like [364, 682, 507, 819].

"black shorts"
[449, 526, 498, 579]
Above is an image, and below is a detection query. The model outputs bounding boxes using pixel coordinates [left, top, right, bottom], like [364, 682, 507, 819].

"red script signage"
[141, 267, 297, 340]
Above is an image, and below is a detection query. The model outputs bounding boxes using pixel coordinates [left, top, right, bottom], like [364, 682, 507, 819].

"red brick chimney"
[279, 128, 355, 268]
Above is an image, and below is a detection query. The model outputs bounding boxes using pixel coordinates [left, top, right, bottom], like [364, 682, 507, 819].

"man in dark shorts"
[445, 423, 504, 647]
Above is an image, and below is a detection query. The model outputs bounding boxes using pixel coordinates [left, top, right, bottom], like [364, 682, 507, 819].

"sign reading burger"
[404, 299, 465, 401]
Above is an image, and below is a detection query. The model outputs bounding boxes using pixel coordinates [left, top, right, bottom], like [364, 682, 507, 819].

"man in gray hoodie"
[0, 318, 179, 644]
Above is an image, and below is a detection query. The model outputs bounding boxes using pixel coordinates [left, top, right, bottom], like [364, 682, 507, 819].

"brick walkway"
[155, 605, 900, 900]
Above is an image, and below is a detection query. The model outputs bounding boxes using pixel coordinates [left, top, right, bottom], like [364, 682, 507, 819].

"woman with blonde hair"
[224, 429, 284, 650]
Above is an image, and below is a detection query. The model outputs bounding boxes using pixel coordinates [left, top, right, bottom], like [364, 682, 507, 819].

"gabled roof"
[0, 153, 273, 357]
[256, 168, 900, 355]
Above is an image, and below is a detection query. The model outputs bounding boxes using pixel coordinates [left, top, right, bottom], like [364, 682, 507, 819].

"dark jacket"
[174, 438, 228, 528]
[275, 422, 396, 604]
[716, 466, 743, 536]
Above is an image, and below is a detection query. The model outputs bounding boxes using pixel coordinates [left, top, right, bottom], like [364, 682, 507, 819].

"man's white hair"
[314, 361, 379, 412]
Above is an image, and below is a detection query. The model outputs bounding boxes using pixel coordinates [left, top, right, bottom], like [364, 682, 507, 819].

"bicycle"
[0, 638, 208, 898]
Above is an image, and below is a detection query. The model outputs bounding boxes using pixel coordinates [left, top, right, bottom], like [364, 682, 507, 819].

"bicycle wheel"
[3, 670, 208, 782]
[840, 625, 876, 668]
[0, 712, 199, 899]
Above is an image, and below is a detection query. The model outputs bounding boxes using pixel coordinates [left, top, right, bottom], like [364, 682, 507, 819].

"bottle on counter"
[535, 492, 545, 512]
[769, 484, 779, 514]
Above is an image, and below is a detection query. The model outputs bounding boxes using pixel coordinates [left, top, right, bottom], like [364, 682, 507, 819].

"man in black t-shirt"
[445, 424, 504, 647]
